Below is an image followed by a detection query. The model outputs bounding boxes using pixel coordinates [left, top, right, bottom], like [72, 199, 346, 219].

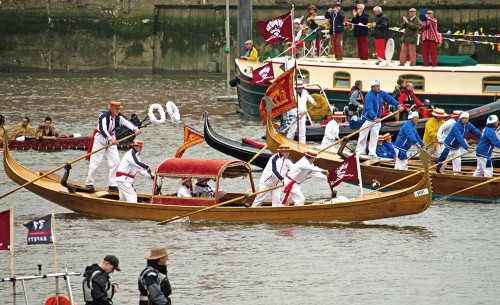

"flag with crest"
[327, 154, 359, 191]
[174, 125, 205, 158]
[252, 62, 275, 85]
[257, 12, 293, 44]
[259, 67, 297, 125]
[24, 214, 54, 245]
[0, 209, 11, 251]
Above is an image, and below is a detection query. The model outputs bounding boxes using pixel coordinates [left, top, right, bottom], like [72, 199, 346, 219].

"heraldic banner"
[24, 214, 54, 245]
[174, 125, 205, 158]
[252, 62, 274, 85]
[0, 209, 11, 251]
[327, 154, 359, 191]
[256, 12, 293, 44]
[259, 67, 297, 125]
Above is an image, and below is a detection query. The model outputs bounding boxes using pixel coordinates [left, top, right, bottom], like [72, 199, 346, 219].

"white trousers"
[473, 156, 493, 178]
[394, 147, 408, 170]
[282, 177, 305, 206]
[85, 139, 120, 187]
[252, 182, 282, 207]
[117, 180, 137, 203]
[426, 145, 441, 159]
[356, 121, 381, 156]
[438, 149, 461, 173]
[286, 116, 306, 144]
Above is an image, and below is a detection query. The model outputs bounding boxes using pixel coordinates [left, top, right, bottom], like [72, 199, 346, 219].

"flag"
[259, 67, 297, 125]
[327, 154, 358, 191]
[251, 62, 274, 85]
[174, 125, 205, 158]
[24, 214, 54, 245]
[257, 12, 293, 44]
[0, 209, 11, 251]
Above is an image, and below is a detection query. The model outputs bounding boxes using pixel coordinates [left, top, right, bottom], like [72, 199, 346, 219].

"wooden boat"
[2, 137, 432, 223]
[266, 112, 500, 203]
[203, 112, 498, 169]
[236, 56, 500, 118]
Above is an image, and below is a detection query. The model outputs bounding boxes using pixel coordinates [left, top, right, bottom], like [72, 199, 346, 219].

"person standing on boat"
[138, 247, 172, 305]
[320, 112, 342, 152]
[177, 177, 193, 197]
[423, 108, 448, 158]
[9, 116, 35, 140]
[434, 112, 482, 173]
[350, 3, 369, 60]
[420, 10, 440, 67]
[368, 6, 389, 64]
[325, 2, 345, 60]
[85, 101, 141, 193]
[473, 115, 500, 178]
[252, 144, 293, 207]
[281, 150, 328, 206]
[306, 5, 321, 57]
[348, 80, 364, 118]
[398, 83, 423, 121]
[116, 140, 152, 203]
[240, 40, 258, 61]
[286, 80, 316, 144]
[437, 110, 461, 151]
[393, 112, 425, 170]
[399, 8, 421, 66]
[356, 80, 403, 158]
[83, 255, 120, 305]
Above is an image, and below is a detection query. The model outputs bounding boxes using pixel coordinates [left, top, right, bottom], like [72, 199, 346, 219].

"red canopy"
[155, 158, 251, 179]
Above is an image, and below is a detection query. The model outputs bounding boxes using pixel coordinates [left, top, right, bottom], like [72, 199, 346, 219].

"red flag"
[24, 214, 54, 245]
[327, 154, 358, 191]
[0, 209, 11, 251]
[259, 67, 297, 125]
[257, 12, 293, 44]
[174, 125, 204, 158]
[251, 62, 274, 85]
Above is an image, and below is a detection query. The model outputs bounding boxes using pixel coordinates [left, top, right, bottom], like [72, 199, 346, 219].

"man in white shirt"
[286, 80, 316, 144]
[116, 140, 152, 203]
[320, 112, 343, 152]
[177, 178, 193, 197]
[281, 150, 328, 206]
[437, 110, 461, 151]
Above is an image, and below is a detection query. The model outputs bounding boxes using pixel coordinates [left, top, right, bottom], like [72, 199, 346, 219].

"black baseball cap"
[104, 255, 121, 271]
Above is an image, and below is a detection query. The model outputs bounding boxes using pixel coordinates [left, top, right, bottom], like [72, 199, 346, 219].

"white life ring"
[148, 103, 166, 125]
[166, 101, 181, 123]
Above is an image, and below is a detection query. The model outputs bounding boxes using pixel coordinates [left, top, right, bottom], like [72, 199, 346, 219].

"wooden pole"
[157, 184, 283, 225]
[0, 132, 137, 201]
[439, 175, 500, 201]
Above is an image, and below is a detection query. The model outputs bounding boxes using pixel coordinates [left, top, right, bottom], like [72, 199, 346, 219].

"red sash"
[281, 174, 297, 205]
[85, 129, 99, 161]
[116, 171, 134, 179]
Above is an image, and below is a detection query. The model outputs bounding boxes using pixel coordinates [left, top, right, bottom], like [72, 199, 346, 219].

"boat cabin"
[151, 158, 255, 206]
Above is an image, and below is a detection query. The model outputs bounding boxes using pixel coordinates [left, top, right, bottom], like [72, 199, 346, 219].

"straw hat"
[381, 133, 392, 140]
[304, 150, 318, 158]
[278, 144, 291, 151]
[296, 80, 304, 88]
[132, 140, 144, 146]
[332, 112, 345, 117]
[178, 177, 192, 185]
[450, 110, 462, 118]
[108, 101, 123, 109]
[431, 108, 448, 118]
[377, 135, 385, 141]
[197, 177, 210, 182]
[144, 247, 168, 260]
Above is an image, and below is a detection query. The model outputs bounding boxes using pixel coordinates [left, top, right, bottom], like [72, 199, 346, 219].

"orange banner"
[174, 125, 205, 158]
[259, 67, 297, 125]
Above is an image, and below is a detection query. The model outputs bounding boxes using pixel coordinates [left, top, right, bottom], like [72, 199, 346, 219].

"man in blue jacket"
[474, 115, 500, 178]
[355, 80, 403, 158]
[434, 112, 482, 173]
[393, 112, 425, 170]
[325, 2, 345, 60]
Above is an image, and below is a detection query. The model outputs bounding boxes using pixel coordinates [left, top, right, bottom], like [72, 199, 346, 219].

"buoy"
[148, 103, 166, 125]
[166, 101, 181, 123]
[44, 295, 76, 305]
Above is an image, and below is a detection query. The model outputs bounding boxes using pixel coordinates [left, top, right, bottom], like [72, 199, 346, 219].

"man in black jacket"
[350, 4, 369, 60]
[368, 6, 389, 63]
[83, 255, 120, 305]
[325, 2, 345, 60]
[139, 247, 172, 305]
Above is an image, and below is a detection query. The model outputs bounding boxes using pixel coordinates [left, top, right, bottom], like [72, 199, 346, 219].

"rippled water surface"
[0, 73, 499, 305]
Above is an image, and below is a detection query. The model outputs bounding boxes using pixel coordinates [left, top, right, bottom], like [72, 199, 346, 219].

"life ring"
[45, 295, 76, 305]
[148, 103, 166, 125]
[166, 101, 181, 123]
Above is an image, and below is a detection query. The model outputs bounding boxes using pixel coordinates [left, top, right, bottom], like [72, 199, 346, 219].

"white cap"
[487, 115, 498, 124]
[370, 79, 381, 86]
[293, 17, 303, 24]
[459, 112, 470, 119]
[408, 112, 419, 120]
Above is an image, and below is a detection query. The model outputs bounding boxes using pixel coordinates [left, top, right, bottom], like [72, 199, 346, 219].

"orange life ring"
[45, 295, 77, 305]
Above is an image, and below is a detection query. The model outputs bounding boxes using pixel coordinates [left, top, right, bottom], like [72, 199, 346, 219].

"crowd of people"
[0, 115, 68, 141]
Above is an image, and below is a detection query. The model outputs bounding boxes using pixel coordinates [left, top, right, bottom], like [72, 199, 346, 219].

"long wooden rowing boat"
[2, 138, 432, 223]
[266, 112, 500, 203]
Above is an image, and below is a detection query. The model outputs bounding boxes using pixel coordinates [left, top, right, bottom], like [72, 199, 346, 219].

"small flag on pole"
[0, 209, 11, 251]
[24, 214, 54, 245]
[256, 12, 293, 44]
[251, 62, 275, 85]
[327, 154, 359, 191]
[174, 125, 205, 158]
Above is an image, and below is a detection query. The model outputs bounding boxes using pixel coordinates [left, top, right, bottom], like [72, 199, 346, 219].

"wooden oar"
[438, 176, 500, 201]
[317, 112, 397, 154]
[0, 132, 138, 201]
[156, 184, 283, 225]
[247, 145, 268, 166]
[368, 150, 471, 194]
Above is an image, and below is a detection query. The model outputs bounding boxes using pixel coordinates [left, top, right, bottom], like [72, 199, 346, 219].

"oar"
[156, 184, 283, 225]
[0, 132, 138, 201]
[368, 150, 471, 194]
[437, 176, 500, 201]
[247, 145, 268, 166]
[281, 105, 315, 134]
[317, 112, 396, 154]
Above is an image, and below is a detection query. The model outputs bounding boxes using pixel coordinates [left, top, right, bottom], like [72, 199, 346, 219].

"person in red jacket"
[398, 82, 423, 120]
[420, 10, 440, 67]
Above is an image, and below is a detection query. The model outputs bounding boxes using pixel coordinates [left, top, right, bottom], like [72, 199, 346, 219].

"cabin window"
[333, 72, 350, 88]
[483, 77, 500, 93]
[297, 69, 310, 84]
[399, 75, 425, 91]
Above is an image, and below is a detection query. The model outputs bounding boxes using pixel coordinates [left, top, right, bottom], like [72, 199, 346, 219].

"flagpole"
[52, 210, 60, 303]
[355, 153, 363, 196]
[10, 207, 16, 305]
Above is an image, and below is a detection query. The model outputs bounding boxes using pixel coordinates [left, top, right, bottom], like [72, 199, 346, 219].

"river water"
[0, 73, 499, 305]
